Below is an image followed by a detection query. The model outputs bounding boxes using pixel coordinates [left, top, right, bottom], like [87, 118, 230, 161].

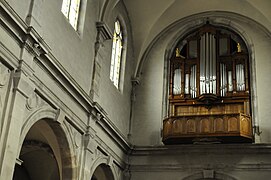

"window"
[61, 0, 81, 30]
[163, 24, 252, 144]
[110, 20, 123, 88]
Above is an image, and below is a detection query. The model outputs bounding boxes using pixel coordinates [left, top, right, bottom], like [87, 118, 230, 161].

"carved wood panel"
[163, 113, 252, 144]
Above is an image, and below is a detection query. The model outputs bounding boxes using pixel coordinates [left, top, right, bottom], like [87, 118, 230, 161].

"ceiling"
[122, 0, 271, 76]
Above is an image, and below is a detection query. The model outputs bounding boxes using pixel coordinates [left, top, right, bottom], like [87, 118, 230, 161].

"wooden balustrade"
[162, 113, 252, 144]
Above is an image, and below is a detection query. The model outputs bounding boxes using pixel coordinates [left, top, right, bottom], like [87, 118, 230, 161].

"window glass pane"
[61, 0, 70, 17]
[110, 20, 123, 89]
[62, 0, 80, 30]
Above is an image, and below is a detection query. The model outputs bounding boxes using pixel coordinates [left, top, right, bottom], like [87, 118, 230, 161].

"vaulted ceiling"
[122, 0, 271, 76]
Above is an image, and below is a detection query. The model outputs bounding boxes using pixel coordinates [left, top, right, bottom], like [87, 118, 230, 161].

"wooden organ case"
[163, 24, 253, 144]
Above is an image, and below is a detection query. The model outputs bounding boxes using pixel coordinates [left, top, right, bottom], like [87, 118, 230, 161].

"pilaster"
[0, 65, 34, 179]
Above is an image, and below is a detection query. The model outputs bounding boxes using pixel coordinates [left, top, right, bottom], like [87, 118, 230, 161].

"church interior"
[1, 0, 271, 179]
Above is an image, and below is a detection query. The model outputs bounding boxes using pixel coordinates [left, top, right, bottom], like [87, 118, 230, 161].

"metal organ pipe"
[173, 68, 181, 95]
[194, 65, 197, 97]
[220, 63, 227, 96]
[241, 65, 245, 90]
[212, 34, 216, 94]
[200, 34, 205, 94]
[203, 34, 206, 94]
[209, 34, 213, 93]
[190, 65, 197, 98]
[200, 33, 216, 95]
[228, 71, 233, 91]
[236, 64, 245, 91]
[205, 33, 210, 93]
[236, 64, 240, 91]
[185, 74, 189, 94]
[220, 64, 223, 96]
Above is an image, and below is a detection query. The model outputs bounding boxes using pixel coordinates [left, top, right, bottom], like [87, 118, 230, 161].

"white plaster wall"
[132, 41, 166, 145]
[5, 0, 97, 93]
[39, 0, 96, 93]
[5, 0, 31, 20]
[249, 28, 271, 142]
[93, 1, 134, 137]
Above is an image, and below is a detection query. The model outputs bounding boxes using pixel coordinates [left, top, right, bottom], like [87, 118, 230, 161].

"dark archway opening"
[13, 119, 73, 180]
[91, 164, 114, 180]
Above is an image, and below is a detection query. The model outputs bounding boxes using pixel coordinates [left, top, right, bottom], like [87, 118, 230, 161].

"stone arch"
[135, 10, 271, 78]
[15, 107, 76, 180]
[20, 106, 58, 149]
[90, 156, 117, 180]
[182, 171, 237, 180]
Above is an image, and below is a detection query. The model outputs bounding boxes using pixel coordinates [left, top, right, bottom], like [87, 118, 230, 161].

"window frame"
[61, 0, 81, 30]
[110, 19, 124, 89]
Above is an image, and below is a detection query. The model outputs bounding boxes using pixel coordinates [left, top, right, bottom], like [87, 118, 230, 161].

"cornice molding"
[131, 144, 271, 156]
[129, 163, 271, 172]
[96, 21, 113, 41]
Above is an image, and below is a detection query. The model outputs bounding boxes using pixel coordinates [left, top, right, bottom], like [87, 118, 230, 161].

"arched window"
[163, 23, 252, 144]
[61, 0, 81, 30]
[110, 20, 123, 89]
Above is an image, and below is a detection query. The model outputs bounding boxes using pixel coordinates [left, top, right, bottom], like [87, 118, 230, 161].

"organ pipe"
[173, 68, 181, 94]
[220, 63, 227, 96]
[190, 65, 197, 98]
[228, 71, 233, 91]
[200, 32, 216, 95]
[236, 64, 245, 91]
[185, 74, 189, 94]
[212, 34, 216, 94]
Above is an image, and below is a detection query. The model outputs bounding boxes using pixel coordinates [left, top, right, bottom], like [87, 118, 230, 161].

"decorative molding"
[96, 21, 113, 41]
[0, 62, 10, 88]
[26, 92, 40, 110]
[129, 163, 271, 172]
[15, 158, 23, 166]
[131, 144, 271, 156]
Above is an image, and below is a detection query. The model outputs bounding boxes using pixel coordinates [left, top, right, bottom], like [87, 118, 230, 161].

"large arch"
[182, 171, 237, 180]
[134, 11, 271, 78]
[131, 10, 271, 145]
[137, 11, 271, 140]
[91, 163, 115, 180]
[89, 156, 118, 180]
[14, 107, 76, 180]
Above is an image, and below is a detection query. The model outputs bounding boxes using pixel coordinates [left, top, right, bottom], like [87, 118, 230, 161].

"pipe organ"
[164, 24, 252, 144]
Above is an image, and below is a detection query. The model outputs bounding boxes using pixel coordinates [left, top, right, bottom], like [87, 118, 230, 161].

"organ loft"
[163, 23, 252, 144]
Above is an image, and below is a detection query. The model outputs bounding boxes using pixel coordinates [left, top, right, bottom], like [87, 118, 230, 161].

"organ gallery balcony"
[162, 113, 252, 144]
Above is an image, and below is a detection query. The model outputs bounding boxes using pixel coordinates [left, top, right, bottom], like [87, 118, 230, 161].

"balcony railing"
[163, 113, 252, 144]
